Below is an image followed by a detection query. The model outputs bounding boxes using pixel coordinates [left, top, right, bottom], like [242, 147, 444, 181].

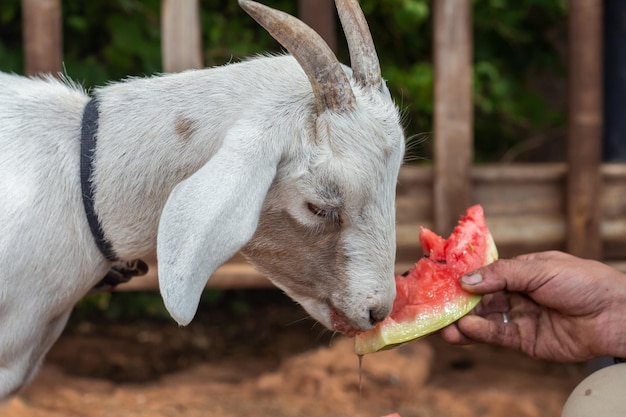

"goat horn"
[239, 0, 356, 114]
[335, 0, 382, 89]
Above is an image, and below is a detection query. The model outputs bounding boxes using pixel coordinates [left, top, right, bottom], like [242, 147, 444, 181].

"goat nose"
[368, 304, 391, 326]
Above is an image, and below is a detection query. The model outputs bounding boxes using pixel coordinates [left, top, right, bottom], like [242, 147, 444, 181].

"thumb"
[460, 257, 545, 294]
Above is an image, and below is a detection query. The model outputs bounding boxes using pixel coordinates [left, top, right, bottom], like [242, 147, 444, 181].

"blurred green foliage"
[0, 0, 568, 161]
[72, 289, 256, 322]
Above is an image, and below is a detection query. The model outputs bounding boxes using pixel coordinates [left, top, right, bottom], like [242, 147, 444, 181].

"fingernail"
[462, 272, 483, 285]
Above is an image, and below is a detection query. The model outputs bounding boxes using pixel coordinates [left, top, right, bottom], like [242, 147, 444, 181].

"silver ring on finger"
[502, 312, 510, 324]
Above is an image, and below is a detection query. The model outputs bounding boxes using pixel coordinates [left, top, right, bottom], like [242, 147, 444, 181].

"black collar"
[80, 97, 119, 262]
[80, 97, 149, 291]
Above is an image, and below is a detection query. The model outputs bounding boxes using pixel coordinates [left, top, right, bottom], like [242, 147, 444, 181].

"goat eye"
[306, 203, 342, 226]
[307, 202, 327, 217]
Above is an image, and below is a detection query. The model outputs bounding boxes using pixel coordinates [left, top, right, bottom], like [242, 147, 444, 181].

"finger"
[471, 292, 510, 316]
[515, 250, 572, 262]
[460, 257, 551, 295]
[455, 314, 520, 349]
[439, 323, 475, 345]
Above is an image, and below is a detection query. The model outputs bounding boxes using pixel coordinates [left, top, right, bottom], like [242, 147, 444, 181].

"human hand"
[440, 251, 626, 362]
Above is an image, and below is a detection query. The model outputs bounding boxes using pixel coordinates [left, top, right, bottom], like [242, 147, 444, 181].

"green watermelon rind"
[354, 293, 482, 355]
[354, 230, 498, 356]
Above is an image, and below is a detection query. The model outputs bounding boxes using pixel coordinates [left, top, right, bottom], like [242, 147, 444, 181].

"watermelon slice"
[354, 204, 498, 355]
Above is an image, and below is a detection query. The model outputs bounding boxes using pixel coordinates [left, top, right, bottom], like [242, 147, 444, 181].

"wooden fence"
[18, 0, 620, 290]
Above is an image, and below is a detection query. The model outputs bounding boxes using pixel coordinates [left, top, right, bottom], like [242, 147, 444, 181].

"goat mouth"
[328, 304, 361, 337]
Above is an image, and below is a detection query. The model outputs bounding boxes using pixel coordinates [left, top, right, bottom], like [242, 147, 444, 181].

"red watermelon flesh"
[354, 205, 498, 355]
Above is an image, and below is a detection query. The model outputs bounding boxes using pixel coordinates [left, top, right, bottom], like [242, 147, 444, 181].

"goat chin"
[0, 0, 405, 400]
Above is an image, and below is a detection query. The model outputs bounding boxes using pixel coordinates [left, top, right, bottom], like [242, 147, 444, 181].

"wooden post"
[433, 0, 473, 235]
[298, 0, 337, 53]
[161, 0, 202, 73]
[602, 0, 626, 161]
[566, 0, 603, 259]
[21, 0, 62, 76]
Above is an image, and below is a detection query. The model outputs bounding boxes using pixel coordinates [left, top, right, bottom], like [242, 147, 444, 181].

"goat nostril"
[368, 306, 389, 326]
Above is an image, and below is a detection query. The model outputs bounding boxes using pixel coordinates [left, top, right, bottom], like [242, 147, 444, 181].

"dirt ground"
[1, 289, 587, 417]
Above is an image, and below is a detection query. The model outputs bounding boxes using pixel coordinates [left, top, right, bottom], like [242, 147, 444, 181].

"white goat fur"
[0, 16, 405, 401]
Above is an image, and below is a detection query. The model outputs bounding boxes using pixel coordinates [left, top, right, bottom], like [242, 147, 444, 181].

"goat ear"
[157, 141, 278, 325]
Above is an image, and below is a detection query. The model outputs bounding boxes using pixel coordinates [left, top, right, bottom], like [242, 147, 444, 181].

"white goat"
[0, 0, 405, 399]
